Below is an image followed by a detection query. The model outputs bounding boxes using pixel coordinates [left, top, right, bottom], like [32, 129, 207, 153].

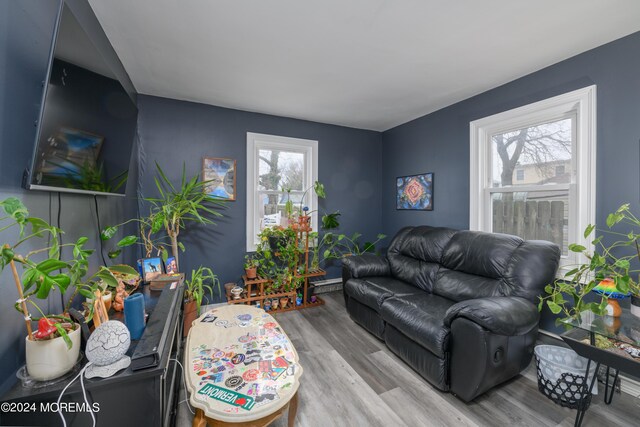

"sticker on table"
[197, 384, 255, 411]
[231, 353, 245, 364]
[268, 368, 286, 380]
[237, 314, 252, 322]
[225, 375, 244, 388]
[201, 313, 218, 323]
[238, 333, 256, 343]
[242, 369, 259, 382]
[255, 391, 280, 408]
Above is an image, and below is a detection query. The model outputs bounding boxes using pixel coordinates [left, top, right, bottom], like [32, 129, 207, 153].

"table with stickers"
[185, 304, 302, 427]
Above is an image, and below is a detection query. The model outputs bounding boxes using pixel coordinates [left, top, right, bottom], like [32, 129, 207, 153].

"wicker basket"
[534, 345, 597, 410]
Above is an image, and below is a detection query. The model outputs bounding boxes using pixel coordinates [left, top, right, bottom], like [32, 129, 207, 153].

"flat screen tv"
[27, 3, 137, 197]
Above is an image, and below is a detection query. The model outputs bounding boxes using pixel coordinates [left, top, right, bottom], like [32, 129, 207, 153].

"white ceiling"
[88, 0, 640, 131]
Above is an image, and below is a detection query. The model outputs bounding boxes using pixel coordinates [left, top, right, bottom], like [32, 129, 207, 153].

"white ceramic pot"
[25, 324, 81, 381]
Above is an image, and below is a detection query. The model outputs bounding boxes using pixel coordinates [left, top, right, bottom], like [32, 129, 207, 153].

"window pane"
[491, 118, 572, 187]
[491, 191, 568, 255]
[258, 149, 304, 191]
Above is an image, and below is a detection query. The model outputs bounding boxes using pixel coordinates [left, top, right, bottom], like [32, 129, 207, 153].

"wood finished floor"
[177, 292, 639, 426]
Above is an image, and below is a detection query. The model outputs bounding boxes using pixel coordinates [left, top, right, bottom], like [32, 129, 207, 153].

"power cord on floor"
[170, 358, 195, 415]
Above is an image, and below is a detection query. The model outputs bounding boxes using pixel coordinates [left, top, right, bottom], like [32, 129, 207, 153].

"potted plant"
[539, 203, 640, 323]
[0, 197, 135, 380]
[244, 254, 258, 279]
[282, 187, 295, 227]
[101, 210, 174, 263]
[321, 231, 387, 262]
[104, 163, 225, 270]
[297, 181, 326, 227]
[184, 266, 220, 336]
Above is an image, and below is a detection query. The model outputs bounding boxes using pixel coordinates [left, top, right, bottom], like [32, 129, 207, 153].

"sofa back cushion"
[387, 227, 560, 304]
[387, 226, 457, 292]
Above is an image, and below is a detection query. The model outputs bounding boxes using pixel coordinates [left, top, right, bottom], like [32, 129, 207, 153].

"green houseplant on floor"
[183, 266, 220, 337]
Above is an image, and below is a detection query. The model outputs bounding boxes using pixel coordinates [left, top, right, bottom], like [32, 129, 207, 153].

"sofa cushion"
[380, 293, 456, 358]
[344, 277, 421, 311]
[433, 268, 505, 302]
[387, 226, 457, 292]
[440, 230, 523, 278]
[432, 231, 521, 302]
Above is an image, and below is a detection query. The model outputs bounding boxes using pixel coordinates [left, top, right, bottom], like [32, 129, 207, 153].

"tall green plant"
[145, 163, 225, 270]
[104, 163, 225, 269]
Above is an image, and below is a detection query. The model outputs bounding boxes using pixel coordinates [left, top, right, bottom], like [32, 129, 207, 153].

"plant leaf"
[54, 323, 73, 350]
[117, 235, 138, 247]
[583, 224, 595, 239]
[108, 264, 139, 276]
[101, 226, 117, 240]
[568, 244, 586, 253]
[108, 249, 122, 259]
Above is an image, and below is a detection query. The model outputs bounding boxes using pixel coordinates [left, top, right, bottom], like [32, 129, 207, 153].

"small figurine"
[296, 294, 302, 306]
[113, 283, 128, 311]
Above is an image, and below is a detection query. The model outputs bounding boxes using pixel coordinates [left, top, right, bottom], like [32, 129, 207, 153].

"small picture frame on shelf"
[141, 257, 164, 282]
[165, 256, 178, 274]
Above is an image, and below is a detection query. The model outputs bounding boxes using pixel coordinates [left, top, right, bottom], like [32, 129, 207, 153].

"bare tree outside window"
[258, 149, 305, 218]
[490, 117, 573, 254]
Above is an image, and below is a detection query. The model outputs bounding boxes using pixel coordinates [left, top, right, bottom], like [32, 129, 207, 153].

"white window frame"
[246, 133, 318, 252]
[469, 85, 596, 275]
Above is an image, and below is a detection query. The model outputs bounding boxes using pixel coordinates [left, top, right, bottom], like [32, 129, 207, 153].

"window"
[470, 86, 596, 273]
[246, 133, 318, 251]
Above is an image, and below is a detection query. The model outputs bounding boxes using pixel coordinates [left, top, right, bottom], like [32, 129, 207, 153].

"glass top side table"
[560, 310, 640, 427]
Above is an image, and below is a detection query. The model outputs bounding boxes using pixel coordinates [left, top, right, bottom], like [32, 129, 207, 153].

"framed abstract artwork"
[202, 157, 236, 200]
[396, 173, 433, 210]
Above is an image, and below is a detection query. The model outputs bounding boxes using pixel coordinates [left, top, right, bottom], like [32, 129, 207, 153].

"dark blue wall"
[381, 31, 640, 332]
[0, 0, 138, 395]
[136, 95, 383, 293]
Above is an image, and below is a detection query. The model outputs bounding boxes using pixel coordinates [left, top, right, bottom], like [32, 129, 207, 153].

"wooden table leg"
[193, 408, 208, 427]
[287, 391, 298, 427]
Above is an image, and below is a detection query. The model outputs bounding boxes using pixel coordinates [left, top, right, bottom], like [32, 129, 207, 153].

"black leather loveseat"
[342, 226, 560, 401]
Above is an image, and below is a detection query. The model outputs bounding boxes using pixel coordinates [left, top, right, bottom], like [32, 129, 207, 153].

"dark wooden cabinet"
[0, 283, 184, 427]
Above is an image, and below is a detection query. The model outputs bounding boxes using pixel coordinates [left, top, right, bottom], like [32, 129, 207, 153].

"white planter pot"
[25, 324, 81, 381]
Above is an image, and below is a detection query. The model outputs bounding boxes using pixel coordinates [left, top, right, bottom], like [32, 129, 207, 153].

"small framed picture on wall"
[202, 157, 236, 200]
[396, 173, 433, 210]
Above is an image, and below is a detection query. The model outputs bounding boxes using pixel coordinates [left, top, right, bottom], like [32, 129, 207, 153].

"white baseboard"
[620, 375, 640, 398]
[312, 277, 342, 286]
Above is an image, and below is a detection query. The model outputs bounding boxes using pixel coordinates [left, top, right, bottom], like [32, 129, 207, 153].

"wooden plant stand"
[227, 222, 325, 313]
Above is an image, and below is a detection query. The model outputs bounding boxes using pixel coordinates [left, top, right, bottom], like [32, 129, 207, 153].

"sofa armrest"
[341, 254, 390, 281]
[444, 297, 539, 336]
